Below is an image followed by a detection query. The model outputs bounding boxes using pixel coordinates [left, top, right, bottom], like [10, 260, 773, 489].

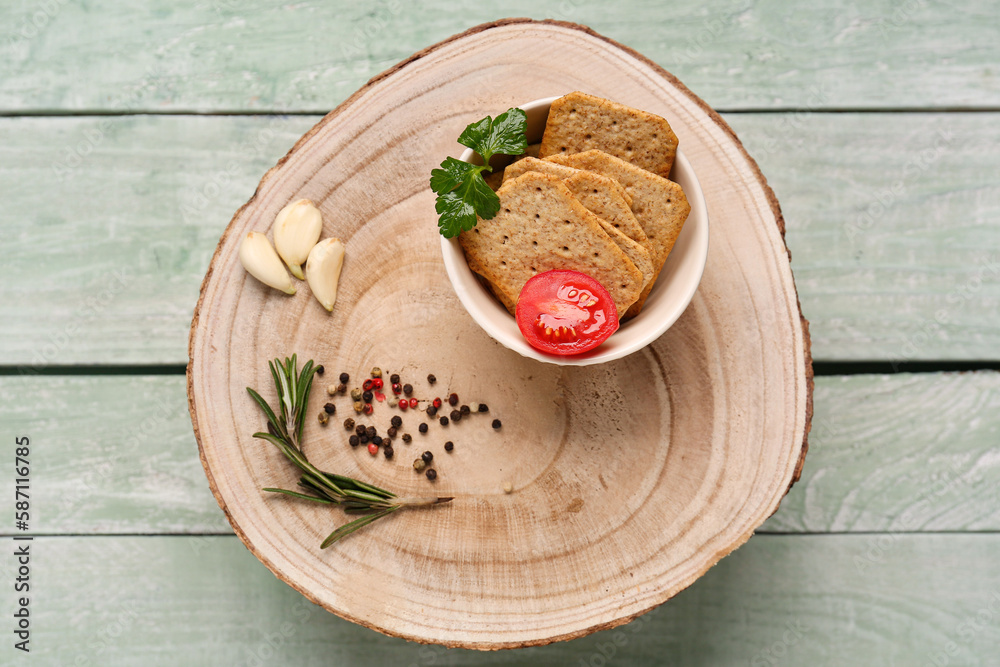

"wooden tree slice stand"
[188, 19, 812, 649]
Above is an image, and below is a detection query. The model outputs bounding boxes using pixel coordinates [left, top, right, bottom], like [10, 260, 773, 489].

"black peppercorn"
[359, 434, 369, 444]
[323, 402, 336, 414]
[344, 418, 355, 430]
[460, 404, 470, 415]
[355, 424, 366, 436]
[349, 435, 359, 447]
[402, 433, 412, 443]
[383, 445, 394, 459]
[339, 372, 350, 384]
[439, 416, 449, 426]
[403, 383, 413, 395]
[478, 404, 489, 412]
[427, 374, 437, 384]
[366, 426, 376, 439]
[425, 468, 437, 481]
[444, 441, 454, 452]
[391, 415, 402, 428]
[426, 405, 438, 417]
[422, 451, 434, 463]
[448, 393, 459, 406]
[386, 426, 397, 439]
[315, 365, 324, 375]
[418, 423, 428, 434]
[362, 390, 373, 403]
[372, 435, 383, 446]
[450, 409, 461, 422]
[337, 383, 347, 394]
[492, 419, 502, 429]
[390, 373, 400, 384]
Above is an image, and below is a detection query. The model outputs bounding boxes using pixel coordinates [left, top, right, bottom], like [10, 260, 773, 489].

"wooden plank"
[3, 372, 999, 536]
[5, 533, 1000, 665]
[2, 2, 998, 112]
[4, 113, 999, 365]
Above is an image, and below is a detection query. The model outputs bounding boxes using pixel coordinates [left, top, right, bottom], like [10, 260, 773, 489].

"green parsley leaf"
[434, 170, 499, 238]
[432, 108, 527, 238]
[457, 108, 528, 164]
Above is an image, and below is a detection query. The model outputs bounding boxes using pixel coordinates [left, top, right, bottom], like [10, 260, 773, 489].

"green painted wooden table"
[3, 2, 999, 664]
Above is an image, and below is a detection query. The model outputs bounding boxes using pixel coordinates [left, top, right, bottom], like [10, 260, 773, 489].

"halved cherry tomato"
[515, 270, 619, 355]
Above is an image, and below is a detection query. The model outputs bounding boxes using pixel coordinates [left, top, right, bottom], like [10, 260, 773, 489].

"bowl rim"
[440, 96, 709, 366]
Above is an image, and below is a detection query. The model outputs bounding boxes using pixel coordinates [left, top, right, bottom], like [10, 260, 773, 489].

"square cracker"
[502, 157, 654, 291]
[458, 172, 643, 317]
[544, 150, 690, 318]
[539, 92, 679, 178]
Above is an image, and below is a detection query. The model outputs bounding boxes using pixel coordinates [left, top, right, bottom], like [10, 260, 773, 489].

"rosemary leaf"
[321, 508, 399, 549]
[263, 488, 334, 504]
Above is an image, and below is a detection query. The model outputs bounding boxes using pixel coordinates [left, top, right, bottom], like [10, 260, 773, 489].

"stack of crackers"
[459, 92, 691, 319]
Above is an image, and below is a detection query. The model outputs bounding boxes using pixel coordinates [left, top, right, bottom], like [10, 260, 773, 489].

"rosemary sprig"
[247, 355, 452, 548]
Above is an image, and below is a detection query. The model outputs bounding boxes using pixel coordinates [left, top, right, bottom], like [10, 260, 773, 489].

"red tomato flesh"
[515, 270, 619, 355]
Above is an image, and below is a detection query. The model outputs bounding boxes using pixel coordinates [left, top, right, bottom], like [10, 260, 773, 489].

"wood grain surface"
[188, 20, 810, 647]
[3, 373, 998, 536]
[5, 112, 997, 365]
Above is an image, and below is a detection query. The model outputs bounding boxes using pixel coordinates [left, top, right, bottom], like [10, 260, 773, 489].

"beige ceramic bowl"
[440, 96, 709, 365]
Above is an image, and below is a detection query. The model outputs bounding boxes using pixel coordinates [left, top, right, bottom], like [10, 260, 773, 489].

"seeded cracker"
[502, 157, 654, 290]
[544, 150, 690, 318]
[458, 172, 643, 317]
[538, 92, 679, 178]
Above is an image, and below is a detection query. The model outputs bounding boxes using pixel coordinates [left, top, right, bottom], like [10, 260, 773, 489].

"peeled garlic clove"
[273, 199, 322, 280]
[306, 237, 346, 312]
[239, 231, 296, 295]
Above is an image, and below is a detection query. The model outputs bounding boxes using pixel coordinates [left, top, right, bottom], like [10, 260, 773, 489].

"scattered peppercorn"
[390, 373, 400, 384]
[391, 415, 402, 428]
[315, 365, 324, 375]
[432, 397, 442, 408]
[460, 404, 470, 415]
[367, 442, 378, 456]
[425, 469, 437, 481]
[418, 423, 428, 434]
[317, 411, 329, 425]
[366, 426, 376, 438]
[351, 388, 362, 401]
[492, 419, 502, 429]
[439, 416, 449, 426]
[413, 458, 426, 472]
[372, 435, 383, 446]
[388, 397, 399, 407]
[450, 410, 461, 422]
[337, 383, 347, 394]
[399, 400, 408, 412]
[408, 397, 418, 409]
[359, 434, 369, 444]
[363, 379, 374, 391]
[449, 393, 459, 406]
[383, 445, 394, 459]
[373, 378, 384, 390]
[362, 390, 373, 403]
[403, 383, 413, 396]
[387, 426, 398, 438]
[355, 424, 366, 436]
[444, 441, 454, 452]
[363, 403, 373, 415]
[344, 417, 355, 430]
[426, 406, 438, 417]
[392, 383, 402, 394]
[402, 433, 412, 443]
[422, 451, 434, 463]
[470, 401, 480, 412]
[427, 374, 437, 384]
[478, 404, 489, 413]
[503, 481, 513, 494]
[353, 401, 363, 413]
[371, 367, 382, 378]
[324, 402, 336, 415]
[327, 384, 338, 396]
[339, 372, 350, 384]
[349, 435, 359, 447]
